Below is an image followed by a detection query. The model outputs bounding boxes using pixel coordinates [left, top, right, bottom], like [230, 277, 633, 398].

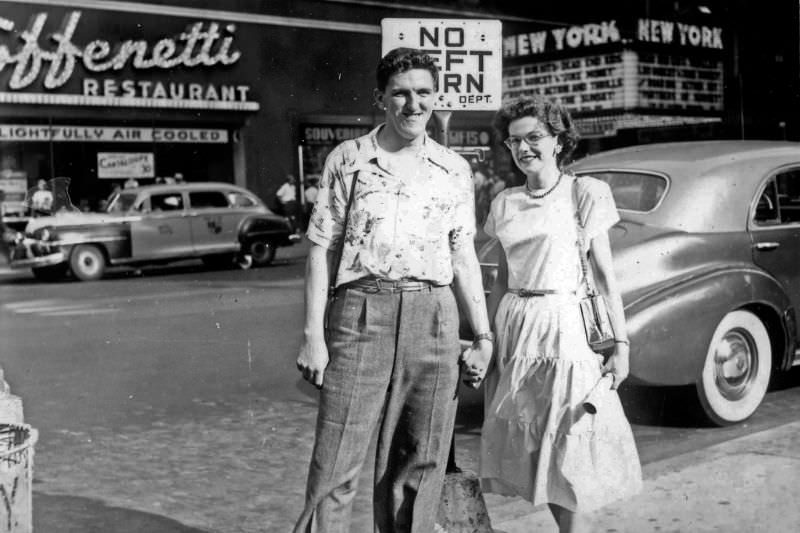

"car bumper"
[10, 251, 66, 269]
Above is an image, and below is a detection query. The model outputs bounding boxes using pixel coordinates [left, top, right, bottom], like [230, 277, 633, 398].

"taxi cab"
[9, 182, 299, 281]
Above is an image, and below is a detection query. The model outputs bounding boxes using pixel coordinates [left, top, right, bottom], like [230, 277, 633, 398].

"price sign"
[381, 18, 502, 111]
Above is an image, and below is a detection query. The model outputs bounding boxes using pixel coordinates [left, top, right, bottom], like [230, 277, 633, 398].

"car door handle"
[754, 241, 780, 251]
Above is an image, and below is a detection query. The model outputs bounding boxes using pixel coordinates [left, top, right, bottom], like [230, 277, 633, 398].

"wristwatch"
[474, 332, 494, 343]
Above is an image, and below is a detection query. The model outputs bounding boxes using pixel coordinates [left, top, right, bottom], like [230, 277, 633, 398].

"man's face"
[375, 68, 436, 142]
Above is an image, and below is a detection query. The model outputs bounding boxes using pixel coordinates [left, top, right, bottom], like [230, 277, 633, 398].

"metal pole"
[433, 110, 462, 474]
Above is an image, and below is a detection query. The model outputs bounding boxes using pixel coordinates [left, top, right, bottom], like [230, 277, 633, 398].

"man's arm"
[296, 243, 334, 388]
[451, 243, 493, 389]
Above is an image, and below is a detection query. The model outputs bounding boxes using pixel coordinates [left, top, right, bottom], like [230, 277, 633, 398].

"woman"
[475, 96, 642, 532]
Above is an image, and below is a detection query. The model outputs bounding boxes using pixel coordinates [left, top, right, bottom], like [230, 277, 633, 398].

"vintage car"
[473, 141, 800, 425]
[8, 182, 299, 281]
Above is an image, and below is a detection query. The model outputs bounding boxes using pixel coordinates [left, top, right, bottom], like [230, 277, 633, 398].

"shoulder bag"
[572, 176, 616, 353]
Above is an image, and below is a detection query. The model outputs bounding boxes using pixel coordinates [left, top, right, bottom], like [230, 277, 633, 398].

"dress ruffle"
[480, 293, 643, 512]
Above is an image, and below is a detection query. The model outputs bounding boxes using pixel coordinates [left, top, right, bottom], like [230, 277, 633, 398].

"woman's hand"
[460, 339, 493, 389]
[602, 342, 630, 390]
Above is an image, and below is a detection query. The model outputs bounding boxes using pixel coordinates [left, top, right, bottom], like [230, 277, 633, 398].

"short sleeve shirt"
[484, 175, 618, 293]
[307, 125, 475, 287]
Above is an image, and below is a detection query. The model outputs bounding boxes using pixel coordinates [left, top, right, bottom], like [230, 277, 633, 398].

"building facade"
[1, 0, 797, 221]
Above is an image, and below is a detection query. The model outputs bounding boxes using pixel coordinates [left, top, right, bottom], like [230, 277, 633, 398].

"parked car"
[472, 141, 800, 425]
[8, 182, 300, 281]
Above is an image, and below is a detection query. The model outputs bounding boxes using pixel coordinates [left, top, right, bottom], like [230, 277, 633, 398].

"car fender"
[625, 265, 792, 386]
[237, 214, 293, 243]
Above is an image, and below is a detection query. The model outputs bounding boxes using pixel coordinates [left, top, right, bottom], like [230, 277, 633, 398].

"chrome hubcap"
[713, 329, 756, 401]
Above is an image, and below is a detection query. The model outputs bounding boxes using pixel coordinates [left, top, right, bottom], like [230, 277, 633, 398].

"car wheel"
[249, 240, 276, 267]
[69, 244, 106, 281]
[32, 263, 68, 282]
[697, 310, 772, 426]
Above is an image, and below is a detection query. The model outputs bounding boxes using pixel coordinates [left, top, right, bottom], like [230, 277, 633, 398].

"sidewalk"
[487, 419, 800, 532]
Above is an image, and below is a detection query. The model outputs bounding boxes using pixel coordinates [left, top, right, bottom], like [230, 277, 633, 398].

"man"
[276, 173, 299, 228]
[294, 48, 493, 533]
[29, 179, 53, 215]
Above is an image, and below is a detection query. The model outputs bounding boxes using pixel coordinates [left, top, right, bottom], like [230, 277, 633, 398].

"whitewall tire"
[697, 309, 772, 426]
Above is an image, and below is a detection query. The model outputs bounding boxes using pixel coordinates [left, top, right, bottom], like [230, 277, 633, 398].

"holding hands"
[460, 337, 493, 389]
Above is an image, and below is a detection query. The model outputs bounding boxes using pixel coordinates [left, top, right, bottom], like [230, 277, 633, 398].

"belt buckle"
[374, 278, 386, 292]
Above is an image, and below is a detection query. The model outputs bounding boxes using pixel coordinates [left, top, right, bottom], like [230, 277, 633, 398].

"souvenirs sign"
[381, 19, 502, 110]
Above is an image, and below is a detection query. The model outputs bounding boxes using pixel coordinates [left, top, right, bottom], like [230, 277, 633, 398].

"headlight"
[32, 227, 52, 241]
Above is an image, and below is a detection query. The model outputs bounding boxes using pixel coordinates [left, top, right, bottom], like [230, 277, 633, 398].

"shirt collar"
[350, 124, 452, 175]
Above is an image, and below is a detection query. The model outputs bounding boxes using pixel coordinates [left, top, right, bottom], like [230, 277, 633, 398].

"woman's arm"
[486, 244, 509, 327]
[589, 230, 630, 389]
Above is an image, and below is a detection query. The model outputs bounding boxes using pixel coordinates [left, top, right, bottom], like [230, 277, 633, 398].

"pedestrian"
[123, 176, 139, 189]
[294, 47, 492, 533]
[276, 173, 298, 228]
[479, 95, 642, 533]
[29, 179, 53, 216]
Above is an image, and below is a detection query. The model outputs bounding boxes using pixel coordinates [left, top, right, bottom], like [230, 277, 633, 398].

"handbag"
[324, 170, 358, 330]
[572, 177, 616, 353]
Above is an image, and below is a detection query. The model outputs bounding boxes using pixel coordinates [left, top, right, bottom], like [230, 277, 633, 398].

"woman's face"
[505, 116, 561, 176]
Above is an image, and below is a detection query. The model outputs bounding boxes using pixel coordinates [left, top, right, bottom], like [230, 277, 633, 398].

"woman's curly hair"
[493, 95, 580, 168]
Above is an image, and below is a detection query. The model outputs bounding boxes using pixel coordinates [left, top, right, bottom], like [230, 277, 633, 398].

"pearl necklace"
[526, 173, 563, 199]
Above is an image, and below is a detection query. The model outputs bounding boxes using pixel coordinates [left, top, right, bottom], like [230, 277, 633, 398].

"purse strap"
[571, 176, 598, 296]
[329, 170, 359, 295]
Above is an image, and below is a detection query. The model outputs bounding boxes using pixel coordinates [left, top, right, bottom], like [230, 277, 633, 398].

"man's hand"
[297, 336, 329, 389]
[459, 339, 493, 389]
[602, 343, 630, 390]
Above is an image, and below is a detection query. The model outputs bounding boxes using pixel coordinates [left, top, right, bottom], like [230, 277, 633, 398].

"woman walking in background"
[476, 96, 642, 532]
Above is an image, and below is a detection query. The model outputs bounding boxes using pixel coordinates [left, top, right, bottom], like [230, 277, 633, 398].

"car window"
[227, 192, 258, 208]
[189, 191, 229, 209]
[151, 193, 184, 212]
[577, 171, 667, 212]
[107, 192, 138, 213]
[754, 179, 779, 226]
[776, 170, 800, 224]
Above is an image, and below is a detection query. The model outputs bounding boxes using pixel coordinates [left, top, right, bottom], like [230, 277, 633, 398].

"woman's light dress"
[480, 175, 642, 512]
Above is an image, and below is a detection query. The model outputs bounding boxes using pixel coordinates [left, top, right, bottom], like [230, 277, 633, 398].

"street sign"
[381, 19, 502, 111]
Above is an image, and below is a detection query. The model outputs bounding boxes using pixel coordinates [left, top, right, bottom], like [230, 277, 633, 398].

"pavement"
[487, 419, 800, 532]
[4, 238, 800, 532]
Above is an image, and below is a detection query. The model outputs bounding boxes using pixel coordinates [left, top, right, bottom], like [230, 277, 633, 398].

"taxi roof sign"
[381, 19, 502, 111]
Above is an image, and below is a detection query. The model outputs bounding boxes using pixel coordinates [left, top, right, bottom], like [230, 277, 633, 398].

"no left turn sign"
[381, 19, 502, 111]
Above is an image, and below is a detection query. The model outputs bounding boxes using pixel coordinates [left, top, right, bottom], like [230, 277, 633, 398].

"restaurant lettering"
[0, 125, 229, 143]
[0, 10, 256, 109]
[0, 11, 240, 90]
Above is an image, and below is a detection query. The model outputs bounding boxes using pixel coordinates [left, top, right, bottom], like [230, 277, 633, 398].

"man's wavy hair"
[493, 95, 580, 168]
[376, 47, 439, 92]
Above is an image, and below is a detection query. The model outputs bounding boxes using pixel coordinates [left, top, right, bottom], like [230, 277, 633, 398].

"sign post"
[382, 18, 502, 532]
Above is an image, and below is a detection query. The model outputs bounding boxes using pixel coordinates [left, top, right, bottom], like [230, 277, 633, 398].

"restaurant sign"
[0, 124, 229, 143]
[0, 10, 258, 110]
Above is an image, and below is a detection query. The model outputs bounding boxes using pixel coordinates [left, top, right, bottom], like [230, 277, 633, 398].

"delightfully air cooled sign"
[381, 19, 502, 111]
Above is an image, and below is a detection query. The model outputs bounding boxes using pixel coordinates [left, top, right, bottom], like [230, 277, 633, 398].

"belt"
[346, 277, 441, 293]
[508, 288, 576, 297]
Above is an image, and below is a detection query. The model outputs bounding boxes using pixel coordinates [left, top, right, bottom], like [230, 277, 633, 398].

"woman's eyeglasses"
[503, 131, 551, 150]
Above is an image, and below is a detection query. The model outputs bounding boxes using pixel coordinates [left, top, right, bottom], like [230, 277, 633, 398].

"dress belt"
[508, 288, 576, 297]
[346, 276, 441, 293]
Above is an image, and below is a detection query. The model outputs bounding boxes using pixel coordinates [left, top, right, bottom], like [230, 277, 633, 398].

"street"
[2, 252, 800, 532]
